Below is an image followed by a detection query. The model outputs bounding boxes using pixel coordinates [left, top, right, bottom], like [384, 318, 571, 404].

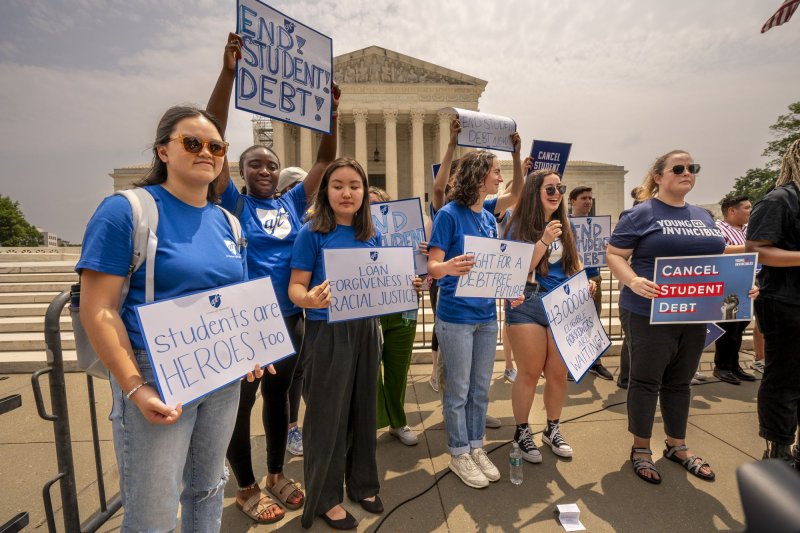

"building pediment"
[335, 46, 487, 87]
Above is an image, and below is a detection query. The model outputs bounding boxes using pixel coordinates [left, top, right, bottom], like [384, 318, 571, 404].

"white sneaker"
[470, 448, 501, 482]
[449, 453, 489, 488]
[485, 415, 502, 429]
[286, 426, 303, 456]
[751, 360, 765, 374]
[429, 376, 439, 392]
[389, 425, 419, 446]
[504, 368, 517, 383]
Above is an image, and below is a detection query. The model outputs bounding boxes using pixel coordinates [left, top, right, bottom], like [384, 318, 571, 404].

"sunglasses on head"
[668, 164, 701, 175]
[168, 135, 229, 157]
[544, 184, 567, 196]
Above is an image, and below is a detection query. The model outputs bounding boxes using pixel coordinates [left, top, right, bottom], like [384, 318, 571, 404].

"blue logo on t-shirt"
[370, 251, 379, 261]
[209, 294, 222, 308]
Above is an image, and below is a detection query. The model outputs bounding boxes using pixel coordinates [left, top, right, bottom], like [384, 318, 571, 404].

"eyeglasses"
[668, 164, 701, 175]
[168, 135, 229, 157]
[544, 184, 567, 196]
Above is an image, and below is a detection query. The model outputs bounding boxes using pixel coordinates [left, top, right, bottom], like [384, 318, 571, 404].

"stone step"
[0, 316, 73, 333]
[0, 282, 74, 293]
[0, 350, 79, 373]
[0, 261, 78, 274]
[0, 303, 69, 318]
[0, 292, 61, 304]
[0, 332, 75, 351]
[0, 272, 78, 283]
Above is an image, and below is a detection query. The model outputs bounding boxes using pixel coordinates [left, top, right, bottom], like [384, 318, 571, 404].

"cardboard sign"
[236, 0, 333, 133]
[542, 271, 611, 382]
[455, 235, 534, 299]
[530, 140, 572, 174]
[651, 253, 757, 324]
[323, 246, 418, 322]
[570, 216, 611, 267]
[136, 277, 295, 407]
[370, 198, 427, 275]
[705, 323, 726, 349]
[441, 107, 516, 152]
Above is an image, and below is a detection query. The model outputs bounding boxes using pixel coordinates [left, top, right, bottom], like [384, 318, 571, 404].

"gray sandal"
[630, 447, 661, 485]
[663, 441, 715, 481]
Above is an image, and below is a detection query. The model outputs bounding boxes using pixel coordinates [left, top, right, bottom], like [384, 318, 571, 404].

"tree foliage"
[0, 195, 42, 247]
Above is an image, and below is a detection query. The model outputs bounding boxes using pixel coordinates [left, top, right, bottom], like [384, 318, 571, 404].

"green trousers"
[376, 313, 416, 429]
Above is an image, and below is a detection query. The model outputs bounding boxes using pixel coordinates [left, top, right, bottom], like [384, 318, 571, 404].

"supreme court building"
[111, 46, 627, 221]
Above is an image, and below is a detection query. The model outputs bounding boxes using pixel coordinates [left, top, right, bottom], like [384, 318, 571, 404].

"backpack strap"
[116, 188, 159, 304]
[233, 194, 246, 219]
[217, 204, 248, 278]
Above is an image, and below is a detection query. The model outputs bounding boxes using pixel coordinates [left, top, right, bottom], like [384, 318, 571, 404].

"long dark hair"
[448, 150, 496, 206]
[308, 157, 375, 241]
[135, 106, 224, 203]
[504, 169, 581, 277]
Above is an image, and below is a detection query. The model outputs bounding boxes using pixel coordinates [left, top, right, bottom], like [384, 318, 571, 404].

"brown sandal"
[266, 477, 305, 510]
[237, 491, 285, 524]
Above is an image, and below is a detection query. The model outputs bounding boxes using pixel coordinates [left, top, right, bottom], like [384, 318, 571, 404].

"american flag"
[762, 0, 799, 33]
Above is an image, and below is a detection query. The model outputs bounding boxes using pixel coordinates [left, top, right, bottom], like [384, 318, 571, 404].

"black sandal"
[630, 447, 661, 485]
[663, 441, 715, 481]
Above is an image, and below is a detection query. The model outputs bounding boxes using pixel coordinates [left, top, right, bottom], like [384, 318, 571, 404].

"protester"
[77, 105, 263, 531]
[712, 194, 756, 385]
[746, 138, 800, 469]
[289, 157, 383, 530]
[206, 33, 339, 522]
[506, 170, 594, 463]
[608, 150, 736, 484]
[496, 207, 518, 383]
[427, 133, 523, 489]
[568, 186, 613, 380]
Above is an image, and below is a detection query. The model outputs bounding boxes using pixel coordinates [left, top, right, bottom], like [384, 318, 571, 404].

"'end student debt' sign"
[236, 0, 333, 133]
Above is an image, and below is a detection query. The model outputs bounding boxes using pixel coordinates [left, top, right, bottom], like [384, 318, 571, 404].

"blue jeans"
[436, 319, 498, 456]
[109, 350, 240, 533]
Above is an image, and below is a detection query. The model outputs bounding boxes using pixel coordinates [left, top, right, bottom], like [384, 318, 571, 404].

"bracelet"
[126, 381, 148, 400]
[540, 239, 552, 247]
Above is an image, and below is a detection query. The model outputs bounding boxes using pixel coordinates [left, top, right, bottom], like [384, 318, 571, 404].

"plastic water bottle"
[510, 442, 523, 485]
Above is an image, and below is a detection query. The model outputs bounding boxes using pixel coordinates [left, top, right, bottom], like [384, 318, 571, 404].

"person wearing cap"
[277, 167, 308, 197]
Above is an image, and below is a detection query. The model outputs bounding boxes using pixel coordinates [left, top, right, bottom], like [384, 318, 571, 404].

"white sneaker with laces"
[449, 453, 489, 488]
[542, 423, 573, 458]
[429, 376, 439, 392]
[470, 448, 501, 482]
[389, 425, 419, 446]
[286, 426, 303, 456]
[751, 360, 765, 373]
[485, 415, 502, 429]
[504, 368, 517, 383]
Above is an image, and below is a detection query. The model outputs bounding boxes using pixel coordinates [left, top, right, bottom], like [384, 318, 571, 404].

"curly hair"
[448, 150, 496, 207]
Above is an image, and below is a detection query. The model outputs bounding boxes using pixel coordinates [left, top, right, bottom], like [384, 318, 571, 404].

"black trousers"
[618, 308, 631, 388]
[755, 298, 800, 444]
[713, 320, 749, 371]
[301, 318, 381, 528]
[288, 354, 303, 424]
[624, 312, 706, 439]
[226, 312, 304, 482]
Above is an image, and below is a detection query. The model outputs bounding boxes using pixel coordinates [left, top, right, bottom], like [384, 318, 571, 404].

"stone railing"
[0, 247, 81, 261]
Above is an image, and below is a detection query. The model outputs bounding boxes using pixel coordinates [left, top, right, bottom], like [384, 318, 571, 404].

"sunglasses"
[168, 135, 229, 157]
[544, 184, 567, 196]
[668, 164, 701, 175]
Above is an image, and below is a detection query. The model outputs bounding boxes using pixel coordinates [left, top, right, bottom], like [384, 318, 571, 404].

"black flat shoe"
[319, 510, 358, 530]
[712, 368, 741, 384]
[733, 366, 757, 381]
[356, 494, 384, 514]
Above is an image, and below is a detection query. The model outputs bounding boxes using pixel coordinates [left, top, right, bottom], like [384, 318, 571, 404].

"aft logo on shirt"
[224, 239, 242, 259]
[257, 207, 292, 239]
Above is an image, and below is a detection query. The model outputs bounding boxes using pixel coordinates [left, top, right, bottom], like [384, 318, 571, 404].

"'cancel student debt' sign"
[455, 235, 534, 299]
[236, 0, 333, 133]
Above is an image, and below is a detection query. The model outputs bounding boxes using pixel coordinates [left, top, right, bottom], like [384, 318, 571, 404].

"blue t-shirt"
[76, 185, 247, 350]
[535, 238, 570, 292]
[290, 223, 382, 321]
[428, 198, 499, 324]
[609, 199, 726, 316]
[220, 180, 307, 316]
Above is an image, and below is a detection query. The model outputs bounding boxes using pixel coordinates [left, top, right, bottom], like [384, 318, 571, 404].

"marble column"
[353, 109, 369, 175]
[271, 120, 286, 168]
[410, 109, 426, 201]
[299, 127, 313, 171]
[437, 111, 452, 161]
[383, 109, 399, 199]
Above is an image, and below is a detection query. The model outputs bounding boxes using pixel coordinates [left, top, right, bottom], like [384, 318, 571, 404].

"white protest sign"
[570, 216, 611, 268]
[455, 235, 534, 299]
[441, 107, 516, 152]
[236, 0, 333, 133]
[542, 271, 611, 382]
[370, 198, 427, 275]
[136, 277, 295, 407]
[324, 246, 418, 323]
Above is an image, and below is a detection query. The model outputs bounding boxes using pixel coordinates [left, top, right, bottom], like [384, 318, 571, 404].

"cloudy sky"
[1, 0, 798, 242]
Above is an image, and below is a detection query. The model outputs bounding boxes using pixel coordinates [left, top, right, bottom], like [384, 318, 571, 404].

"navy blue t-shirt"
[290, 223, 382, 321]
[609, 199, 726, 316]
[220, 180, 307, 316]
[428, 198, 499, 324]
[76, 185, 247, 350]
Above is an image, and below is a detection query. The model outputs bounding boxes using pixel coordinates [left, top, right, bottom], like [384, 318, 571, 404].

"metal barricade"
[30, 290, 121, 533]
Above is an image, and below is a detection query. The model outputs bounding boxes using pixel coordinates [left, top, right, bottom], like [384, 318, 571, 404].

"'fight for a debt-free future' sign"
[570, 216, 611, 268]
[136, 277, 295, 407]
[323, 246, 418, 323]
[236, 0, 333, 133]
[455, 235, 534, 299]
[370, 198, 427, 275]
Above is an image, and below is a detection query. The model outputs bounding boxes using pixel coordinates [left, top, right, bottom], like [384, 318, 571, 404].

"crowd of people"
[74, 33, 800, 532]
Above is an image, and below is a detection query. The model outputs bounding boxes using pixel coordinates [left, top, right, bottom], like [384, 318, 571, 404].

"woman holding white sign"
[289, 157, 383, 530]
[206, 33, 341, 521]
[427, 134, 523, 489]
[77, 106, 263, 532]
[504, 169, 590, 463]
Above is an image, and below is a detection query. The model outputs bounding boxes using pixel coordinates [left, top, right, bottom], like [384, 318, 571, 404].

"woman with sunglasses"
[504, 170, 591, 464]
[607, 151, 732, 484]
[206, 33, 340, 522]
[77, 105, 264, 531]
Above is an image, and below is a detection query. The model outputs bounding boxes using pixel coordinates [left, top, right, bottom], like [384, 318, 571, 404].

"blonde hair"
[636, 150, 690, 203]
[775, 139, 800, 188]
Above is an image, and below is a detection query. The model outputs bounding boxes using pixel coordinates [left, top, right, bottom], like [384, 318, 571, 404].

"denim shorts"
[505, 283, 549, 327]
